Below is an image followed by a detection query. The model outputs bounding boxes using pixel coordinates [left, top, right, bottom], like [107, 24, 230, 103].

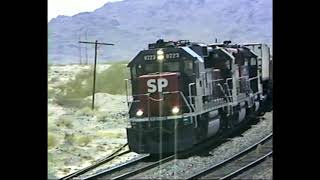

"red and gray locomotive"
[125, 39, 272, 154]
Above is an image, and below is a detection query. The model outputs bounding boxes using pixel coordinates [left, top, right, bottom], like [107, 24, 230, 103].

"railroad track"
[83, 124, 249, 180]
[79, 138, 228, 180]
[61, 116, 266, 180]
[75, 116, 262, 180]
[60, 143, 130, 180]
[80, 153, 153, 179]
[185, 133, 273, 179]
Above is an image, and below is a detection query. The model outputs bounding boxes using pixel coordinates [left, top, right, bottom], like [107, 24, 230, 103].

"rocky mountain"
[48, 0, 272, 64]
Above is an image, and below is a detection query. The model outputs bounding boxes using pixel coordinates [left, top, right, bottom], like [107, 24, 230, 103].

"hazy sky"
[48, 0, 123, 22]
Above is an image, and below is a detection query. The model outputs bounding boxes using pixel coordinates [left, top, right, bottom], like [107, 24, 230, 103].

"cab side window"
[184, 60, 193, 76]
[131, 66, 137, 78]
[250, 58, 257, 65]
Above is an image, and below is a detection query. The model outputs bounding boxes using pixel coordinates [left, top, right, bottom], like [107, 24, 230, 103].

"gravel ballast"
[132, 112, 273, 179]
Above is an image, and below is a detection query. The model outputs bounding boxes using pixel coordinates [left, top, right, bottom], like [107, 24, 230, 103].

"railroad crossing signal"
[78, 40, 114, 110]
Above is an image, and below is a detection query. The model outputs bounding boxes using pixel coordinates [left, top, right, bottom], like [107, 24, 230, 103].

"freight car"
[124, 39, 272, 154]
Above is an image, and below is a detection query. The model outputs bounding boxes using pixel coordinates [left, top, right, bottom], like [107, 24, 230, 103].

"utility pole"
[85, 30, 88, 65]
[79, 40, 114, 110]
[79, 32, 82, 64]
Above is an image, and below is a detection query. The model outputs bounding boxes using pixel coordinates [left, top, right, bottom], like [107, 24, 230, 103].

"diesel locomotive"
[124, 39, 272, 154]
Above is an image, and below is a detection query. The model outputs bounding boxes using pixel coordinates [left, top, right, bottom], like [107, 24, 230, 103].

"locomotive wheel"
[257, 100, 266, 116]
[227, 113, 236, 129]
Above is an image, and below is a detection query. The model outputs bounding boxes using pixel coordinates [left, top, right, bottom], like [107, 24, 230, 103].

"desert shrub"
[75, 135, 92, 146]
[49, 76, 59, 83]
[95, 63, 130, 95]
[48, 110, 54, 116]
[96, 111, 109, 122]
[64, 133, 75, 145]
[57, 116, 73, 129]
[53, 63, 130, 108]
[96, 130, 122, 139]
[48, 153, 53, 162]
[76, 106, 96, 116]
[48, 118, 58, 131]
[53, 68, 93, 107]
[48, 88, 56, 99]
[55, 95, 85, 108]
[48, 133, 58, 149]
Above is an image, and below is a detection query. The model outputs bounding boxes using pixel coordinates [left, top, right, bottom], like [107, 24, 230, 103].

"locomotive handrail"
[225, 77, 233, 84]
[223, 82, 234, 115]
[169, 90, 197, 128]
[217, 83, 229, 101]
[124, 79, 130, 107]
[188, 82, 196, 111]
[216, 82, 233, 116]
[208, 79, 224, 83]
[247, 76, 258, 81]
[180, 91, 193, 113]
[126, 93, 148, 114]
[226, 76, 248, 84]
[224, 82, 233, 101]
[225, 76, 251, 97]
[239, 76, 249, 80]
[245, 76, 258, 94]
[162, 91, 193, 113]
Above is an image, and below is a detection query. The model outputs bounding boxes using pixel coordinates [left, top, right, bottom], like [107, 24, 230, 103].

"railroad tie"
[256, 144, 262, 155]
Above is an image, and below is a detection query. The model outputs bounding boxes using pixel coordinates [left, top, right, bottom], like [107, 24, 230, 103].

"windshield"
[144, 62, 180, 74]
[132, 62, 180, 78]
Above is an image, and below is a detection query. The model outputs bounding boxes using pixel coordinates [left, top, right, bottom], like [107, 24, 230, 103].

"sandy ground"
[48, 64, 134, 179]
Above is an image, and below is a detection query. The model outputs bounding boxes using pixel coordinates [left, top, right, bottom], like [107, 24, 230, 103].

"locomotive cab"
[127, 43, 201, 119]
[125, 41, 203, 153]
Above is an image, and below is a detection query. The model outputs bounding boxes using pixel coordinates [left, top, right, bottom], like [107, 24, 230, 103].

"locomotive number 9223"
[144, 52, 180, 60]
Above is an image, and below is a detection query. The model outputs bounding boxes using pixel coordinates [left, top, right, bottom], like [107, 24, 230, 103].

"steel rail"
[108, 131, 238, 179]
[186, 133, 272, 179]
[60, 143, 128, 180]
[81, 154, 151, 180]
[219, 151, 273, 179]
[110, 154, 176, 180]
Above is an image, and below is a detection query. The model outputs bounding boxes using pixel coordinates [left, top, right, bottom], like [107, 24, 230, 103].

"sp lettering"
[147, 78, 168, 93]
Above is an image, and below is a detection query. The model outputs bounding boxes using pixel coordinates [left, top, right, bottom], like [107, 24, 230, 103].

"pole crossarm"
[79, 41, 114, 46]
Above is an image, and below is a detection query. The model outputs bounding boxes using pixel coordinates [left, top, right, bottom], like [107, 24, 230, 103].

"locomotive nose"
[138, 72, 180, 94]
[134, 72, 182, 117]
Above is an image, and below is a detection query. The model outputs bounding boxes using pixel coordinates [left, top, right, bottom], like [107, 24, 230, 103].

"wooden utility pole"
[85, 30, 88, 64]
[79, 40, 114, 110]
[79, 33, 82, 64]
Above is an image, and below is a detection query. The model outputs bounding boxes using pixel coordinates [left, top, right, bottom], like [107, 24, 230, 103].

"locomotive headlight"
[157, 54, 164, 61]
[136, 109, 144, 117]
[157, 49, 164, 55]
[172, 106, 180, 114]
